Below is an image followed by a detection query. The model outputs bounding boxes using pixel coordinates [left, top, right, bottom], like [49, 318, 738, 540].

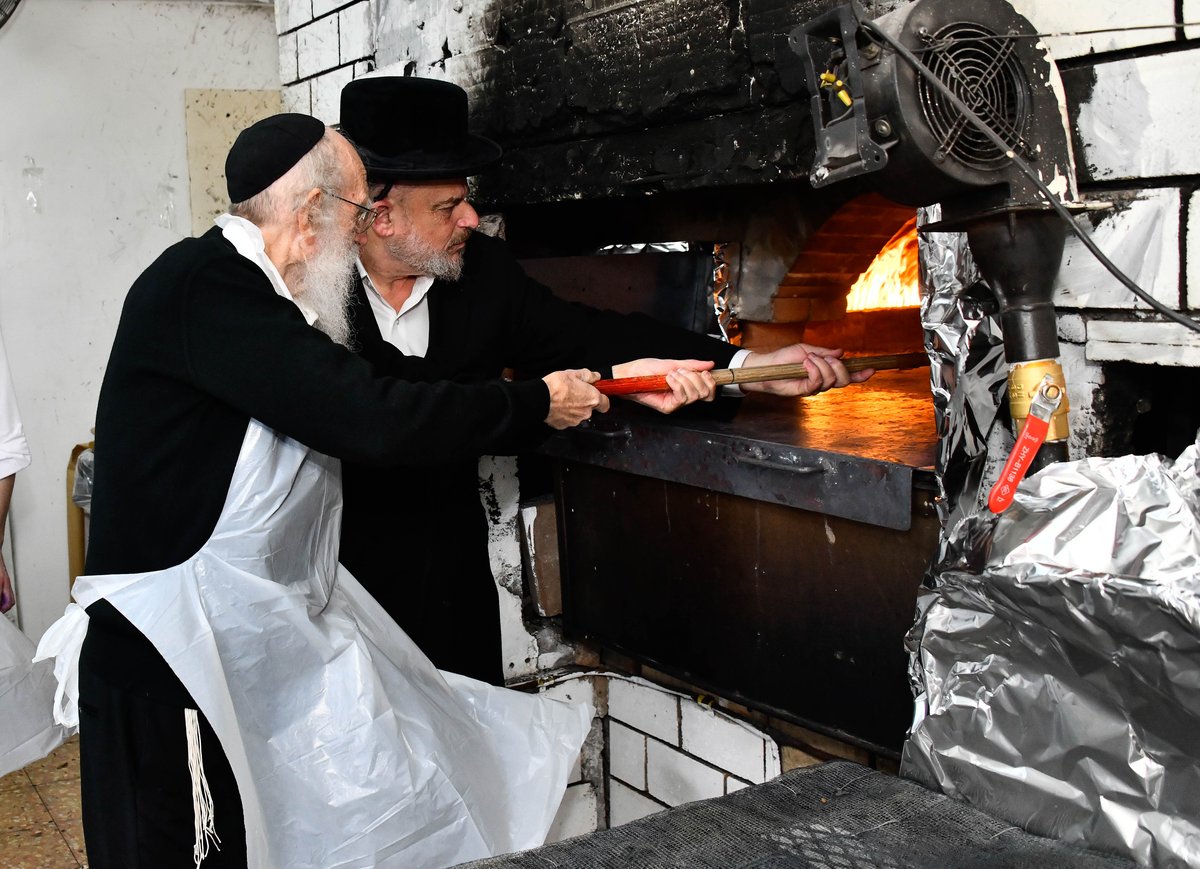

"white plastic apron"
[37, 420, 591, 868]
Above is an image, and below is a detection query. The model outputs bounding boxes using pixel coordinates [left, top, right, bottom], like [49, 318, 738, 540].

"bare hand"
[543, 369, 610, 429]
[0, 553, 13, 613]
[740, 344, 873, 397]
[611, 358, 717, 414]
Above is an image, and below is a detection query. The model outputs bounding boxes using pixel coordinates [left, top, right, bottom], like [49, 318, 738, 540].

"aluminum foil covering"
[902, 432, 1200, 866]
[908, 215, 1200, 864]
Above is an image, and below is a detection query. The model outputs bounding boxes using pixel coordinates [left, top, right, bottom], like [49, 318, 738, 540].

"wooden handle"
[594, 351, 928, 396]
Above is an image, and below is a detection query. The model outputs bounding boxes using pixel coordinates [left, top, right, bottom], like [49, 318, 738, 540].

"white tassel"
[185, 708, 222, 867]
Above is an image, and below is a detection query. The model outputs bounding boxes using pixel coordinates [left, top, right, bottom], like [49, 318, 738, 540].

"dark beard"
[385, 227, 470, 282]
[294, 227, 357, 347]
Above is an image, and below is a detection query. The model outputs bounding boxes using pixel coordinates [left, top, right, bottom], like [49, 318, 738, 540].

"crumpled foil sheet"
[904, 208, 1200, 867]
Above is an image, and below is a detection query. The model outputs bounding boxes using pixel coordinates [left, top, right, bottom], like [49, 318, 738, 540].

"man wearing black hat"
[65, 112, 616, 867]
[337, 76, 870, 687]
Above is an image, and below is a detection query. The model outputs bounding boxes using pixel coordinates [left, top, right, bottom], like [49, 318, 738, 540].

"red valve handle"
[988, 413, 1051, 513]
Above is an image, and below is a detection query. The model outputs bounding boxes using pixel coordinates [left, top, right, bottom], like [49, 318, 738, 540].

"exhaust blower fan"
[1, 0, 23, 32]
[789, 0, 1078, 229]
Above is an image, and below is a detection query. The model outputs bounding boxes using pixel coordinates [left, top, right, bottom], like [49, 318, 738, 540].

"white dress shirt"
[356, 259, 435, 357]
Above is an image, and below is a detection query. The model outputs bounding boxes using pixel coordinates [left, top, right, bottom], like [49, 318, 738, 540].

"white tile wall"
[609, 778, 667, 827]
[339, 2, 373, 64]
[1189, 0, 1200, 40]
[546, 783, 600, 843]
[609, 720, 647, 790]
[645, 738, 726, 808]
[1009, 0, 1177, 60]
[608, 678, 678, 745]
[297, 14, 341, 81]
[311, 66, 354, 123]
[1075, 50, 1200, 181]
[680, 701, 768, 784]
[1054, 190, 1180, 312]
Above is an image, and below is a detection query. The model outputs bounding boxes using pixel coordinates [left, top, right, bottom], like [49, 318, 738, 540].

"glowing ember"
[846, 217, 920, 311]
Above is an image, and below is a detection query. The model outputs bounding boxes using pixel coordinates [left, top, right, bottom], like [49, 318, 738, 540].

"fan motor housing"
[791, 0, 1076, 225]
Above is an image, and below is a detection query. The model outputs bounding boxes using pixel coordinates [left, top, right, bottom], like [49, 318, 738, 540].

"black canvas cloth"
[456, 761, 1134, 869]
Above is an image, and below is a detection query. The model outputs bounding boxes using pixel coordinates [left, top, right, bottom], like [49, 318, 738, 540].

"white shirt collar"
[215, 214, 318, 326]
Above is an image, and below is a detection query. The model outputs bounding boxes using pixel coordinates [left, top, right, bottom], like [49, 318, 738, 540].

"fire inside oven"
[528, 200, 935, 755]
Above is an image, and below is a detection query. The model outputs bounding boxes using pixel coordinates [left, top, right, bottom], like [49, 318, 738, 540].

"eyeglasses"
[325, 191, 380, 233]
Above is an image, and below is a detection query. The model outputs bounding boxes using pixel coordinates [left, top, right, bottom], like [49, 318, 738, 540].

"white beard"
[294, 227, 357, 347]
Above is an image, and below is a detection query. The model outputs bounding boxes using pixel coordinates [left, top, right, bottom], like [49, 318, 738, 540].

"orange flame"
[846, 217, 920, 311]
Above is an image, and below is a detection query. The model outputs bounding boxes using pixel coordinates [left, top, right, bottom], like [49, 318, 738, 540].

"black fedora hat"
[339, 76, 502, 182]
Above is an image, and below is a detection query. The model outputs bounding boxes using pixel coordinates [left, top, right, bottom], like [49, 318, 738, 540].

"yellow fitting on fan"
[820, 71, 853, 106]
[1008, 359, 1070, 442]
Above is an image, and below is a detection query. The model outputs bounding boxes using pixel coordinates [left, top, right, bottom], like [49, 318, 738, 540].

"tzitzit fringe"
[185, 708, 221, 867]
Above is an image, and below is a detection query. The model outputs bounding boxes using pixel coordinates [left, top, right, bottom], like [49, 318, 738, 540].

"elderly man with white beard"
[66, 113, 638, 868]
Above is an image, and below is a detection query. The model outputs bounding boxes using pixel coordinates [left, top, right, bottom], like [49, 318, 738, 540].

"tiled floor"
[0, 736, 87, 868]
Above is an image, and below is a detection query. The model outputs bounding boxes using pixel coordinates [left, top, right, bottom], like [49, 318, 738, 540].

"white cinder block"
[1009, 0, 1176, 59]
[1188, 0, 1200, 40]
[609, 778, 667, 827]
[540, 675, 596, 712]
[645, 739, 726, 808]
[680, 702, 767, 784]
[279, 31, 299, 85]
[726, 776, 750, 794]
[1189, 190, 1200, 310]
[608, 678, 678, 745]
[1053, 190, 1180, 312]
[609, 720, 647, 791]
[281, 80, 311, 115]
[1086, 320, 1200, 367]
[546, 783, 600, 843]
[1076, 50, 1200, 181]
[276, 0, 312, 35]
[569, 751, 583, 784]
[339, 2, 374, 64]
[297, 15, 340, 81]
[312, 0, 344, 20]
[311, 66, 354, 124]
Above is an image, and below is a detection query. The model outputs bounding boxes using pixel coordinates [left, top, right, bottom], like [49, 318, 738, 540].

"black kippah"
[226, 113, 327, 203]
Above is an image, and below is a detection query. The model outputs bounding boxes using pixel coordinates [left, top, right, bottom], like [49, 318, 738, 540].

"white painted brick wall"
[608, 678, 679, 745]
[1009, 0, 1177, 60]
[1189, 0, 1200, 40]
[312, 0, 344, 20]
[1189, 190, 1200, 311]
[1087, 321, 1200, 367]
[680, 701, 769, 785]
[1054, 190, 1180, 311]
[609, 778, 667, 827]
[281, 80, 312, 114]
[279, 30, 299, 85]
[645, 738, 727, 807]
[276, 0, 312, 34]
[726, 776, 750, 794]
[1075, 50, 1200, 181]
[297, 14, 340, 80]
[339, 2, 373, 64]
[546, 783, 600, 843]
[311, 66, 354, 123]
[609, 720, 647, 791]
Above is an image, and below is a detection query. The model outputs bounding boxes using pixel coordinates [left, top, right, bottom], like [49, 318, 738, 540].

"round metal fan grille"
[0, 0, 21, 29]
[917, 21, 1030, 170]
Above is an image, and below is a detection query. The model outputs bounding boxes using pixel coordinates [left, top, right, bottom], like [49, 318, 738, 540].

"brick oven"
[276, 0, 1200, 842]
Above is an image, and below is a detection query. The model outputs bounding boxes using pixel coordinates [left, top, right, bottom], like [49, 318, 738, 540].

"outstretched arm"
[739, 343, 874, 397]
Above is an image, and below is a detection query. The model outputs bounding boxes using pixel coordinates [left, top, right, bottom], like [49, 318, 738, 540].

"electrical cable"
[856, 16, 1200, 334]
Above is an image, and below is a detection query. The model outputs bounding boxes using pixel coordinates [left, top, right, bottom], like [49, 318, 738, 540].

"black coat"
[341, 232, 740, 684]
[83, 226, 552, 700]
